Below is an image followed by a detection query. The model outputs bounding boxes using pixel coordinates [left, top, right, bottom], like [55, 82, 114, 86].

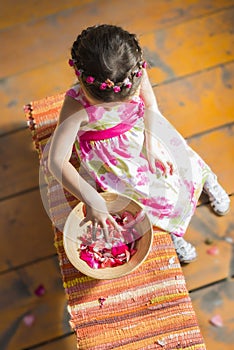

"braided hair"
[70, 24, 145, 102]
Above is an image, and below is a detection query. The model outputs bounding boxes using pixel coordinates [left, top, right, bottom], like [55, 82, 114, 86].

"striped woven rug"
[25, 94, 206, 349]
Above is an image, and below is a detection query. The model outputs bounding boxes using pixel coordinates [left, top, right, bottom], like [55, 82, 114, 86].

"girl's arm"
[140, 69, 160, 112]
[140, 70, 173, 175]
[48, 96, 119, 229]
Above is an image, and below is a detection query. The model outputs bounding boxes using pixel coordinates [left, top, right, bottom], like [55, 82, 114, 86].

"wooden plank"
[154, 62, 234, 137]
[0, 258, 64, 312]
[0, 129, 40, 198]
[0, 258, 70, 350]
[0, 2, 233, 79]
[1, 0, 233, 33]
[182, 197, 233, 291]
[126, 0, 234, 34]
[0, 189, 54, 272]
[182, 126, 234, 291]
[191, 198, 234, 242]
[0, 61, 73, 133]
[32, 334, 76, 350]
[141, 7, 234, 85]
[187, 124, 234, 195]
[190, 280, 234, 350]
[0, 0, 92, 29]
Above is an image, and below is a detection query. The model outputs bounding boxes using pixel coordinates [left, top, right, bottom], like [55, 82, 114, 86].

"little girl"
[48, 24, 230, 264]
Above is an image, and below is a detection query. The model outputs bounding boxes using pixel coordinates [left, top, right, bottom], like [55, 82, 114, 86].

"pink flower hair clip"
[123, 78, 132, 89]
[86, 76, 95, 84]
[68, 57, 147, 93]
[98, 76, 132, 92]
[99, 82, 107, 90]
[133, 60, 147, 78]
[136, 70, 143, 77]
[105, 79, 115, 88]
[75, 69, 83, 77]
[68, 58, 83, 77]
[68, 58, 75, 67]
[113, 86, 121, 93]
[99, 79, 115, 91]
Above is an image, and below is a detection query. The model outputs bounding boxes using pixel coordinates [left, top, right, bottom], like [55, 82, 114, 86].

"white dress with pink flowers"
[67, 84, 212, 236]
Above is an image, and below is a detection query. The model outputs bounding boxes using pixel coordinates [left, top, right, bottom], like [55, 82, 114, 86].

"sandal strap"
[171, 235, 197, 263]
[203, 174, 230, 215]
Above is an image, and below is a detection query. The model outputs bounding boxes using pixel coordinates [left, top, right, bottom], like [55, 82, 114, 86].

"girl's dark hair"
[71, 24, 144, 102]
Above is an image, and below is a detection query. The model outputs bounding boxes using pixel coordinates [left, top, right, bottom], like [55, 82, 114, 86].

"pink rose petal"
[125, 250, 131, 262]
[98, 297, 107, 308]
[209, 314, 223, 327]
[79, 211, 141, 269]
[101, 258, 112, 268]
[122, 211, 135, 225]
[111, 244, 128, 257]
[34, 284, 46, 297]
[23, 314, 35, 327]
[121, 229, 134, 243]
[206, 246, 219, 255]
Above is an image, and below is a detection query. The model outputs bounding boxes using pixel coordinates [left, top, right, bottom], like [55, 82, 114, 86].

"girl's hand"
[80, 197, 122, 240]
[147, 151, 174, 177]
[145, 139, 174, 177]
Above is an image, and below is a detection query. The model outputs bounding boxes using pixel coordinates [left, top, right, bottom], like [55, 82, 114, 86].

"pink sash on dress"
[79, 121, 136, 142]
[78, 116, 143, 154]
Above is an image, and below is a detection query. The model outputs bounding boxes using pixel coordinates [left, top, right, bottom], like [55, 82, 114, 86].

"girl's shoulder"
[58, 86, 89, 125]
[65, 83, 90, 108]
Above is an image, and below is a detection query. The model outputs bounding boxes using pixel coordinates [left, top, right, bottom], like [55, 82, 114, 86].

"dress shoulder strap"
[65, 83, 91, 108]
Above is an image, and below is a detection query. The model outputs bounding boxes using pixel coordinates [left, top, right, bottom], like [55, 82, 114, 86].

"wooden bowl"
[63, 192, 153, 279]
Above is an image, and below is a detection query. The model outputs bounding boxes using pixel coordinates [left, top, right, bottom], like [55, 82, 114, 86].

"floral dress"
[66, 84, 211, 236]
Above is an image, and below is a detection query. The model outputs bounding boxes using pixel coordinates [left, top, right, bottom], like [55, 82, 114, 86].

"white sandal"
[171, 234, 197, 264]
[203, 174, 230, 216]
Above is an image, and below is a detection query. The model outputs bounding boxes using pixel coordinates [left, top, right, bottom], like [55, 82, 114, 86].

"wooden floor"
[0, 1, 234, 349]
